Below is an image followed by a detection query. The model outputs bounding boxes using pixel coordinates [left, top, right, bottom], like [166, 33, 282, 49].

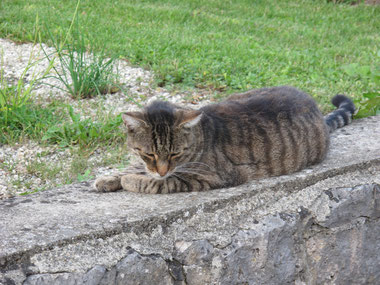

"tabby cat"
[94, 86, 355, 194]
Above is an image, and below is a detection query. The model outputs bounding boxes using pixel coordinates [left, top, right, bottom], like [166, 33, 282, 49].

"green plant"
[342, 61, 380, 118]
[354, 92, 380, 118]
[0, 70, 34, 123]
[0, 47, 48, 124]
[26, 158, 63, 182]
[42, 105, 125, 148]
[19, 189, 40, 196]
[77, 169, 94, 182]
[97, 145, 130, 169]
[0, 102, 63, 144]
[0, 14, 63, 144]
[0, 159, 17, 173]
[42, 14, 120, 99]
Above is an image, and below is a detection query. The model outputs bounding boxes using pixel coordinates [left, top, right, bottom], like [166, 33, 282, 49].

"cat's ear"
[122, 112, 147, 131]
[177, 110, 203, 128]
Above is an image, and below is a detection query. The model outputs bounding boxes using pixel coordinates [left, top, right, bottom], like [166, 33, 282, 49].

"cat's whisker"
[171, 173, 191, 184]
[177, 164, 212, 174]
[176, 166, 213, 174]
[180, 162, 211, 169]
[173, 169, 211, 177]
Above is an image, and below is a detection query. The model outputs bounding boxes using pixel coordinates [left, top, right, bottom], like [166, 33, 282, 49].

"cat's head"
[122, 101, 202, 179]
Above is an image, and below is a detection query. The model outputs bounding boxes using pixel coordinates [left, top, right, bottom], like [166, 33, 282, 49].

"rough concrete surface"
[0, 116, 380, 285]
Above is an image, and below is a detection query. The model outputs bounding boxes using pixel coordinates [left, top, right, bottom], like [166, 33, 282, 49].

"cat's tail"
[324, 94, 355, 133]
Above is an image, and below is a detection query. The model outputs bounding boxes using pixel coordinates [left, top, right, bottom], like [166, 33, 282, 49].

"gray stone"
[167, 260, 185, 283]
[219, 214, 300, 285]
[303, 184, 380, 285]
[83, 265, 107, 285]
[114, 249, 173, 285]
[23, 273, 82, 285]
[174, 240, 214, 285]
[0, 116, 380, 285]
[319, 184, 380, 228]
[98, 268, 116, 285]
[175, 240, 214, 265]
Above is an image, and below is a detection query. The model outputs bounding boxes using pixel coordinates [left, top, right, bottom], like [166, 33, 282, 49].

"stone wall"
[19, 182, 380, 285]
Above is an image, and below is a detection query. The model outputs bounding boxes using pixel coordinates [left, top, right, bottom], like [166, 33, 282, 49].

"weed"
[25, 159, 62, 182]
[77, 169, 94, 182]
[354, 92, 380, 118]
[42, 14, 120, 99]
[97, 146, 130, 169]
[19, 189, 40, 196]
[0, 52, 43, 124]
[0, 15, 62, 144]
[69, 154, 89, 175]
[0, 13, 56, 123]
[42, 105, 125, 148]
[342, 59, 380, 118]
[0, 159, 17, 173]
[0, 102, 64, 144]
[11, 178, 25, 189]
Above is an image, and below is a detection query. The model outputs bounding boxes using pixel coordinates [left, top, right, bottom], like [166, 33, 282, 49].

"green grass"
[0, 48, 46, 122]
[0, 98, 126, 151]
[41, 105, 125, 148]
[25, 158, 63, 182]
[42, 15, 121, 99]
[1, 0, 379, 111]
[0, 102, 64, 144]
[8, 143, 130, 194]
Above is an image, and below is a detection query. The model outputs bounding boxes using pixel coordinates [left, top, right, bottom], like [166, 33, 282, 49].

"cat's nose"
[157, 161, 169, 177]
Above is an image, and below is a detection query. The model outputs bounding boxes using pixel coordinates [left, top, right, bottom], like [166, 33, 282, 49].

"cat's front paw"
[94, 175, 122, 192]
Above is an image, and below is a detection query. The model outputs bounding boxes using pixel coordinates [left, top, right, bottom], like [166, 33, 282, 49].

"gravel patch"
[0, 38, 212, 199]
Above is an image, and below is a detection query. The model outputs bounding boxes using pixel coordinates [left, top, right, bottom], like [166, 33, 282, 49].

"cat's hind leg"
[94, 175, 122, 192]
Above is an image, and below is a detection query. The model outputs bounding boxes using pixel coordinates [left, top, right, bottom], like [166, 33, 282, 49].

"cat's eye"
[133, 148, 155, 159]
[141, 152, 155, 159]
[170, 152, 182, 159]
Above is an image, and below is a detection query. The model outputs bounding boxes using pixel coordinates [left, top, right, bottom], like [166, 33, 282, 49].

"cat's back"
[198, 86, 330, 179]
[201, 86, 320, 120]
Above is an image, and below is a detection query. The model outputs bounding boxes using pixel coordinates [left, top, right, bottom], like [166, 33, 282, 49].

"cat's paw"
[94, 176, 122, 192]
[120, 173, 149, 193]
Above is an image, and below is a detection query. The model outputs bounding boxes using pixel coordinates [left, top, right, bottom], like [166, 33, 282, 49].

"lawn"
[1, 0, 379, 111]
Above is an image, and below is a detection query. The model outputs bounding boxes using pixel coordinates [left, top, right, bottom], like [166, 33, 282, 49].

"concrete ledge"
[1, 116, 380, 285]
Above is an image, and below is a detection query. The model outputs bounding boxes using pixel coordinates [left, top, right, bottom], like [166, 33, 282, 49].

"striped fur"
[94, 86, 355, 194]
[324, 94, 355, 133]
